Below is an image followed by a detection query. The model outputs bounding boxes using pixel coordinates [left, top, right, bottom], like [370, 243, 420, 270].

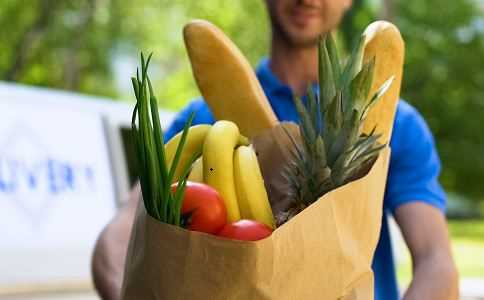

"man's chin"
[286, 32, 321, 48]
[272, 21, 322, 48]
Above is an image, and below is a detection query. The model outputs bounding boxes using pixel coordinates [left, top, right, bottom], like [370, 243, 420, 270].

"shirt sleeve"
[385, 101, 447, 214]
[163, 98, 216, 142]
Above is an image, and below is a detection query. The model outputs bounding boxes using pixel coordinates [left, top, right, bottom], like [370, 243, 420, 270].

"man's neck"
[269, 36, 319, 97]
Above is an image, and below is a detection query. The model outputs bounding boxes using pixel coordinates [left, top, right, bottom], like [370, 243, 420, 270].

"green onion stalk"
[131, 53, 196, 226]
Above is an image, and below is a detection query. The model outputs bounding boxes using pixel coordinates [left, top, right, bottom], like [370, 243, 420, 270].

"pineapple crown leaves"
[283, 33, 394, 206]
[282, 125, 332, 206]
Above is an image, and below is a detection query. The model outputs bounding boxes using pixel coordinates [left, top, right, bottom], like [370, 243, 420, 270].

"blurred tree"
[394, 0, 484, 204]
[340, 0, 377, 48]
[0, 0, 118, 96]
[109, 0, 269, 108]
[0, 0, 269, 103]
[381, 0, 394, 21]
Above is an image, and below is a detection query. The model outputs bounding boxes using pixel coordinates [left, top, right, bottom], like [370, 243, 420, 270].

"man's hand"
[395, 202, 459, 300]
[91, 184, 140, 300]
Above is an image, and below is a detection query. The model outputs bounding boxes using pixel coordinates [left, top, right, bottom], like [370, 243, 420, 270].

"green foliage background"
[1, 0, 483, 207]
[0, 0, 270, 108]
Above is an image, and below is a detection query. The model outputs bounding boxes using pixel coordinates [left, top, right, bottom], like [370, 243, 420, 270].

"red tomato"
[172, 181, 227, 234]
[217, 220, 273, 241]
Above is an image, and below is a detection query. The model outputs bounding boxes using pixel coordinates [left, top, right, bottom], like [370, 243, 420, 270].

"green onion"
[131, 52, 196, 225]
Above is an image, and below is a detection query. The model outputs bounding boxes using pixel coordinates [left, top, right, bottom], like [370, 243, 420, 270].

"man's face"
[266, 0, 352, 47]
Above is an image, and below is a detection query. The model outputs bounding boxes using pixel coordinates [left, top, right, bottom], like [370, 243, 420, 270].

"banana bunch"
[165, 124, 211, 182]
[233, 145, 275, 229]
[165, 120, 275, 228]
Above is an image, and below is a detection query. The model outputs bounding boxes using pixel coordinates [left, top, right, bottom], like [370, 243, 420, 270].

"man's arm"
[91, 184, 140, 300]
[394, 202, 459, 300]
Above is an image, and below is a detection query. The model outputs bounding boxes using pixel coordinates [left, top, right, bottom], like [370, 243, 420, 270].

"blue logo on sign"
[0, 122, 98, 225]
[0, 157, 95, 195]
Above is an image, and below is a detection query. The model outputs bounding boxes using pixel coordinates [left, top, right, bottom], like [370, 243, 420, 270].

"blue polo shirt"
[164, 58, 447, 300]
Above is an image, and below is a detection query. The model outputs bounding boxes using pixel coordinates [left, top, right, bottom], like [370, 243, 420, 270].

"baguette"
[184, 20, 278, 139]
[362, 21, 405, 144]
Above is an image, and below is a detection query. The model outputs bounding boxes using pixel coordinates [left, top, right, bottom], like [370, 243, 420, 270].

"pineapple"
[278, 34, 393, 226]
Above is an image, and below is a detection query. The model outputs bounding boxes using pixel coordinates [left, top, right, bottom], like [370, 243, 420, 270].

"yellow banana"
[187, 156, 204, 183]
[234, 145, 275, 229]
[165, 124, 211, 182]
[203, 121, 249, 222]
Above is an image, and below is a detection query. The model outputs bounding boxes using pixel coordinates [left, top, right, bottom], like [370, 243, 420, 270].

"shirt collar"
[256, 57, 319, 99]
[255, 57, 293, 98]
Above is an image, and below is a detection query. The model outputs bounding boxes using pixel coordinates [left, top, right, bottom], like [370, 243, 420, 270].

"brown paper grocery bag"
[122, 18, 403, 300]
[121, 144, 390, 300]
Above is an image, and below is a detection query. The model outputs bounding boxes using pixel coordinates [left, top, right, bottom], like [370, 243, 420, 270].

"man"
[92, 1, 459, 299]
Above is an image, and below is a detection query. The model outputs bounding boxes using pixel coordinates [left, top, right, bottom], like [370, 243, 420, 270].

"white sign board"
[0, 89, 116, 291]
